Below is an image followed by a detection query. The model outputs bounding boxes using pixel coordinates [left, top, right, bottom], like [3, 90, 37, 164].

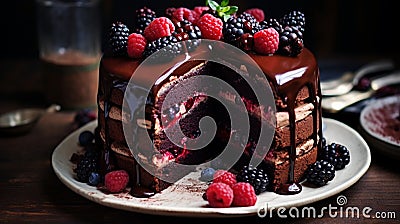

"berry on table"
[253, 28, 279, 55]
[231, 182, 257, 207]
[304, 160, 335, 186]
[78, 130, 95, 147]
[197, 14, 223, 40]
[74, 109, 96, 127]
[127, 33, 147, 59]
[236, 165, 269, 195]
[206, 182, 234, 208]
[104, 170, 130, 193]
[144, 17, 175, 42]
[212, 169, 237, 187]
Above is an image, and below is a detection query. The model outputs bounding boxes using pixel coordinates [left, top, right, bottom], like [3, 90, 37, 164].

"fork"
[321, 59, 395, 96]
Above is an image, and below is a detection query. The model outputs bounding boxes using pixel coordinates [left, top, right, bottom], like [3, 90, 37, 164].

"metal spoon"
[0, 104, 61, 135]
[321, 59, 395, 96]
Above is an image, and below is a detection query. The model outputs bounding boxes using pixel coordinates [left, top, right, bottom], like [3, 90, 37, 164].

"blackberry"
[135, 7, 156, 34]
[259, 18, 283, 34]
[75, 156, 98, 183]
[173, 20, 202, 41]
[319, 143, 350, 170]
[108, 22, 130, 56]
[223, 16, 245, 45]
[238, 12, 259, 34]
[281, 10, 305, 33]
[304, 160, 335, 186]
[277, 26, 303, 57]
[143, 36, 182, 61]
[236, 165, 269, 195]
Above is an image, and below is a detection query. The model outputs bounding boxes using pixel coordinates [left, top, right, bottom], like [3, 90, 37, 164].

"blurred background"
[0, 0, 398, 61]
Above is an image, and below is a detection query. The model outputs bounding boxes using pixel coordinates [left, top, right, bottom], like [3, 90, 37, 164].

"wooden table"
[0, 60, 399, 223]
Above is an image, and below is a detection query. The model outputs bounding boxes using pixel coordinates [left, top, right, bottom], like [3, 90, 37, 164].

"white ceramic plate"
[360, 95, 400, 159]
[52, 118, 371, 217]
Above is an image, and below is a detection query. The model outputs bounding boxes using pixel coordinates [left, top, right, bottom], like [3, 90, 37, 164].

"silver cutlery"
[321, 71, 400, 113]
[321, 60, 395, 96]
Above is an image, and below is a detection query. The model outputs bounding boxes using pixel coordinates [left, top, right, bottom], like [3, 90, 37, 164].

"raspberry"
[172, 7, 196, 24]
[244, 8, 265, 22]
[197, 14, 223, 40]
[193, 6, 209, 15]
[144, 17, 175, 42]
[127, 33, 147, 59]
[253, 28, 279, 55]
[104, 170, 129, 193]
[206, 182, 234, 208]
[232, 182, 257, 207]
[213, 170, 237, 187]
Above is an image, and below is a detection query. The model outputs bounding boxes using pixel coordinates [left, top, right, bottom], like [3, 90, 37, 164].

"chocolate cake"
[96, 4, 321, 196]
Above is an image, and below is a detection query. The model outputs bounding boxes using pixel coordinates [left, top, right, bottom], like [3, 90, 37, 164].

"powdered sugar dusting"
[362, 95, 400, 145]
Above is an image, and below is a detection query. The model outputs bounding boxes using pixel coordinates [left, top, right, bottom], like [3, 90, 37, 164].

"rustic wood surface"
[0, 60, 398, 223]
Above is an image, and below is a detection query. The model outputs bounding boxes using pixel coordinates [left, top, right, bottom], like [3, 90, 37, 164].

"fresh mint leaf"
[220, 6, 230, 13]
[226, 6, 238, 15]
[223, 14, 231, 22]
[221, 0, 229, 7]
[207, 0, 219, 11]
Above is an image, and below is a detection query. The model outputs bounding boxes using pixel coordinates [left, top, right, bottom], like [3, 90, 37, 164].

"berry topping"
[88, 172, 101, 186]
[281, 10, 305, 33]
[104, 170, 130, 193]
[277, 26, 303, 57]
[231, 182, 257, 207]
[259, 18, 283, 34]
[173, 20, 202, 41]
[108, 22, 130, 56]
[143, 36, 181, 60]
[205, 182, 234, 208]
[319, 142, 350, 170]
[213, 169, 237, 187]
[78, 130, 95, 146]
[253, 28, 279, 55]
[237, 13, 259, 34]
[236, 165, 269, 195]
[197, 14, 223, 40]
[127, 33, 147, 59]
[199, 167, 216, 182]
[172, 7, 196, 24]
[244, 8, 265, 22]
[193, 6, 210, 15]
[223, 16, 246, 45]
[304, 160, 335, 186]
[143, 17, 175, 42]
[135, 7, 156, 34]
